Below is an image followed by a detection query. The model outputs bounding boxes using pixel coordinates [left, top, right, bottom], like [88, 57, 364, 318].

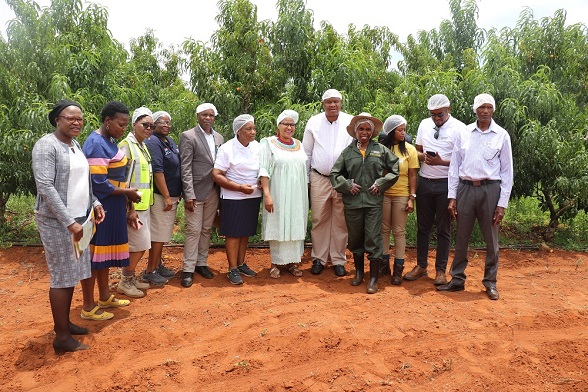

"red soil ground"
[1, 246, 587, 391]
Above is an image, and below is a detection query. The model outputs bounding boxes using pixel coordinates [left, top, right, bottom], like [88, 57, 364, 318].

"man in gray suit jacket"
[180, 103, 224, 287]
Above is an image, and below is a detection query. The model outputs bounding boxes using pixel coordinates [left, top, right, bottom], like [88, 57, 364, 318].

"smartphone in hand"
[426, 151, 437, 157]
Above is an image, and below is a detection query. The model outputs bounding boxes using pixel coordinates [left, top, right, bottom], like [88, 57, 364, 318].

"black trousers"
[415, 177, 451, 271]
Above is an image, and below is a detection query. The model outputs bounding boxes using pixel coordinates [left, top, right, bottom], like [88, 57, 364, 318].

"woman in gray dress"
[32, 100, 106, 354]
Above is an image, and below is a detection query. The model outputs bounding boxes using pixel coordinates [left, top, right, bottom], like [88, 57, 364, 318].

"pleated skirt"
[219, 197, 261, 237]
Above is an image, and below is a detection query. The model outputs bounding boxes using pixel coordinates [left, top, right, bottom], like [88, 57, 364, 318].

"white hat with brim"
[346, 113, 383, 139]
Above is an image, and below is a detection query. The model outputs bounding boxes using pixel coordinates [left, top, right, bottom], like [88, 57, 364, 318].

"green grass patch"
[1, 195, 586, 250]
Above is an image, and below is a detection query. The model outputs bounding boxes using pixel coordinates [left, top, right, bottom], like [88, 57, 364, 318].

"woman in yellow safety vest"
[117, 107, 161, 298]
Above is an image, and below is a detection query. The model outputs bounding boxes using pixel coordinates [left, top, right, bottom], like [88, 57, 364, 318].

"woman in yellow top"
[379, 115, 419, 285]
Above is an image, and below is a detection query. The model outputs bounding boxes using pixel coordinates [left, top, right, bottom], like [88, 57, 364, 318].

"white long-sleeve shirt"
[415, 115, 465, 179]
[302, 111, 353, 180]
[448, 119, 514, 208]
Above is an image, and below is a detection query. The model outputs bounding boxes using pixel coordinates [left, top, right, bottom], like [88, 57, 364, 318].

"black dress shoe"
[311, 260, 324, 275]
[68, 323, 89, 335]
[437, 281, 465, 292]
[486, 286, 499, 300]
[333, 265, 346, 277]
[181, 272, 194, 288]
[195, 266, 214, 279]
[53, 338, 89, 355]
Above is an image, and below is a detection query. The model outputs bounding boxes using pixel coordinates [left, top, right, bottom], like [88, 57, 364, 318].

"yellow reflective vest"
[119, 135, 153, 211]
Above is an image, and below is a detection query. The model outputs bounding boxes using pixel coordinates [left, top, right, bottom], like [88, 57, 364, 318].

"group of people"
[33, 88, 513, 354]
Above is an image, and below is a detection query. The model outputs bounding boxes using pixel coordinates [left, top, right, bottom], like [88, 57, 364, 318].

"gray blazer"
[180, 125, 224, 202]
[32, 133, 98, 228]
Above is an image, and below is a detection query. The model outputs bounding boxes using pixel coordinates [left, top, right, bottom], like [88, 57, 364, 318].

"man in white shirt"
[179, 103, 224, 287]
[302, 89, 353, 276]
[438, 93, 513, 300]
[405, 94, 466, 285]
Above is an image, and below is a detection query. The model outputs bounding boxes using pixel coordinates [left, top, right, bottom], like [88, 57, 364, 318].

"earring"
[106, 124, 110, 131]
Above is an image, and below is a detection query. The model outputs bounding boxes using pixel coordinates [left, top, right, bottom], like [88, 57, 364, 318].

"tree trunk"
[542, 190, 575, 242]
[543, 190, 557, 242]
[0, 192, 8, 228]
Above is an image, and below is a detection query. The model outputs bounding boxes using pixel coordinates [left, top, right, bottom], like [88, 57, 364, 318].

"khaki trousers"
[309, 171, 348, 265]
[381, 195, 409, 259]
[182, 189, 219, 272]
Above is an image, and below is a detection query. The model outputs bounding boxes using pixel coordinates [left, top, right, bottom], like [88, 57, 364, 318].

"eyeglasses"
[430, 111, 446, 119]
[279, 122, 296, 128]
[140, 122, 156, 130]
[58, 115, 84, 123]
[155, 121, 172, 126]
[433, 126, 440, 139]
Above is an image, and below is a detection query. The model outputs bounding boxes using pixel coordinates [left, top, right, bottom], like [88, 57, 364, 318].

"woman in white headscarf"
[212, 114, 262, 285]
[259, 110, 309, 278]
[144, 110, 181, 280]
[116, 107, 162, 299]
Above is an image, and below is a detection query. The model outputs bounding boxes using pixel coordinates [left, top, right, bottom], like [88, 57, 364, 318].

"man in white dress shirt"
[404, 94, 466, 285]
[438, 93, 514, 300]
[302, 89, 353, 276]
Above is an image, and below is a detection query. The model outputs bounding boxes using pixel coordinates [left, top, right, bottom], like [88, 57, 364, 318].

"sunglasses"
[140, 122, 156, 130]
[433, 126, 440, 139]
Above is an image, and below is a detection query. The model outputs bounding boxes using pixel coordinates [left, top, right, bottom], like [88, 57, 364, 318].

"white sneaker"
[117, 276, 145, 298]
[133, 276, 150, 290]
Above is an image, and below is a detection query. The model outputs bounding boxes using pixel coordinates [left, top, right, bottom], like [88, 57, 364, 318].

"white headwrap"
[382, 115, 407, 136]
[132, 106, 152, 124]
[196, 103, 218, 116]
[427, 94, 450, 110]
[321, 89, 342, 101]
[276, 110, 299, 126]
[232, 114, 254, 135]
[473, 93, 496, 112]
[152, 111, 171, 123]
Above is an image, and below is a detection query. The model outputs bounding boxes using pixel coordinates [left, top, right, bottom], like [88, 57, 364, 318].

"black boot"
[379, 254, 391, 277]
[350, 253, 364, 286]
[391, 260, 404, 285]
[366, 259, 380, 294]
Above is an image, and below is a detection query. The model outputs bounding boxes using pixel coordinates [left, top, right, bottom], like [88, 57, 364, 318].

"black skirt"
[219, 197, 261, 237]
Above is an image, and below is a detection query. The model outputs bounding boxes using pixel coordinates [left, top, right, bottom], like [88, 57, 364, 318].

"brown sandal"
[269, 266, 281, 279]
[287, 264, 303, 277]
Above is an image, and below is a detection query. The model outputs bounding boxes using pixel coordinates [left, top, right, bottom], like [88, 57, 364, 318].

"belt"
[312, 169, 329, 178]
[420, 176, 447, 182]
[108, 179, 128, 188]
[459, 179, 501, 187]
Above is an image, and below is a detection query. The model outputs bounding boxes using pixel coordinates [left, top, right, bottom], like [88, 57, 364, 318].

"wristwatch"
[409, 193, 417, 199]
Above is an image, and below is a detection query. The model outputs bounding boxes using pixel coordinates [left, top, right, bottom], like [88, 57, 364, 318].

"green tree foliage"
[212, 0, 275, 115]
[1, 0, 587, 240]
[482, 9, 588, 238]
[0, 0, 192, 226]
[269, 0, 315, 103]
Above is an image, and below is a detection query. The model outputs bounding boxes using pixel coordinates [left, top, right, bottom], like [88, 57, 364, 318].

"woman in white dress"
[259, 110, 309, 278]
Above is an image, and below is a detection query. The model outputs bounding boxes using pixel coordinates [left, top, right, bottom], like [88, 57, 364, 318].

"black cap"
[48, 99, 81, 126]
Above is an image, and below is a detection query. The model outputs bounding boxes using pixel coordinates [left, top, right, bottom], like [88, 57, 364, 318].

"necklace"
[271, 137, 300, 151]
[277, 136, 293, 145]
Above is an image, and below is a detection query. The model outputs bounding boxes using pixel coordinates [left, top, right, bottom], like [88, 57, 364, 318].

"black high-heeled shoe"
[68, 323, 89, 335]
[53, 338, 90, 354]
